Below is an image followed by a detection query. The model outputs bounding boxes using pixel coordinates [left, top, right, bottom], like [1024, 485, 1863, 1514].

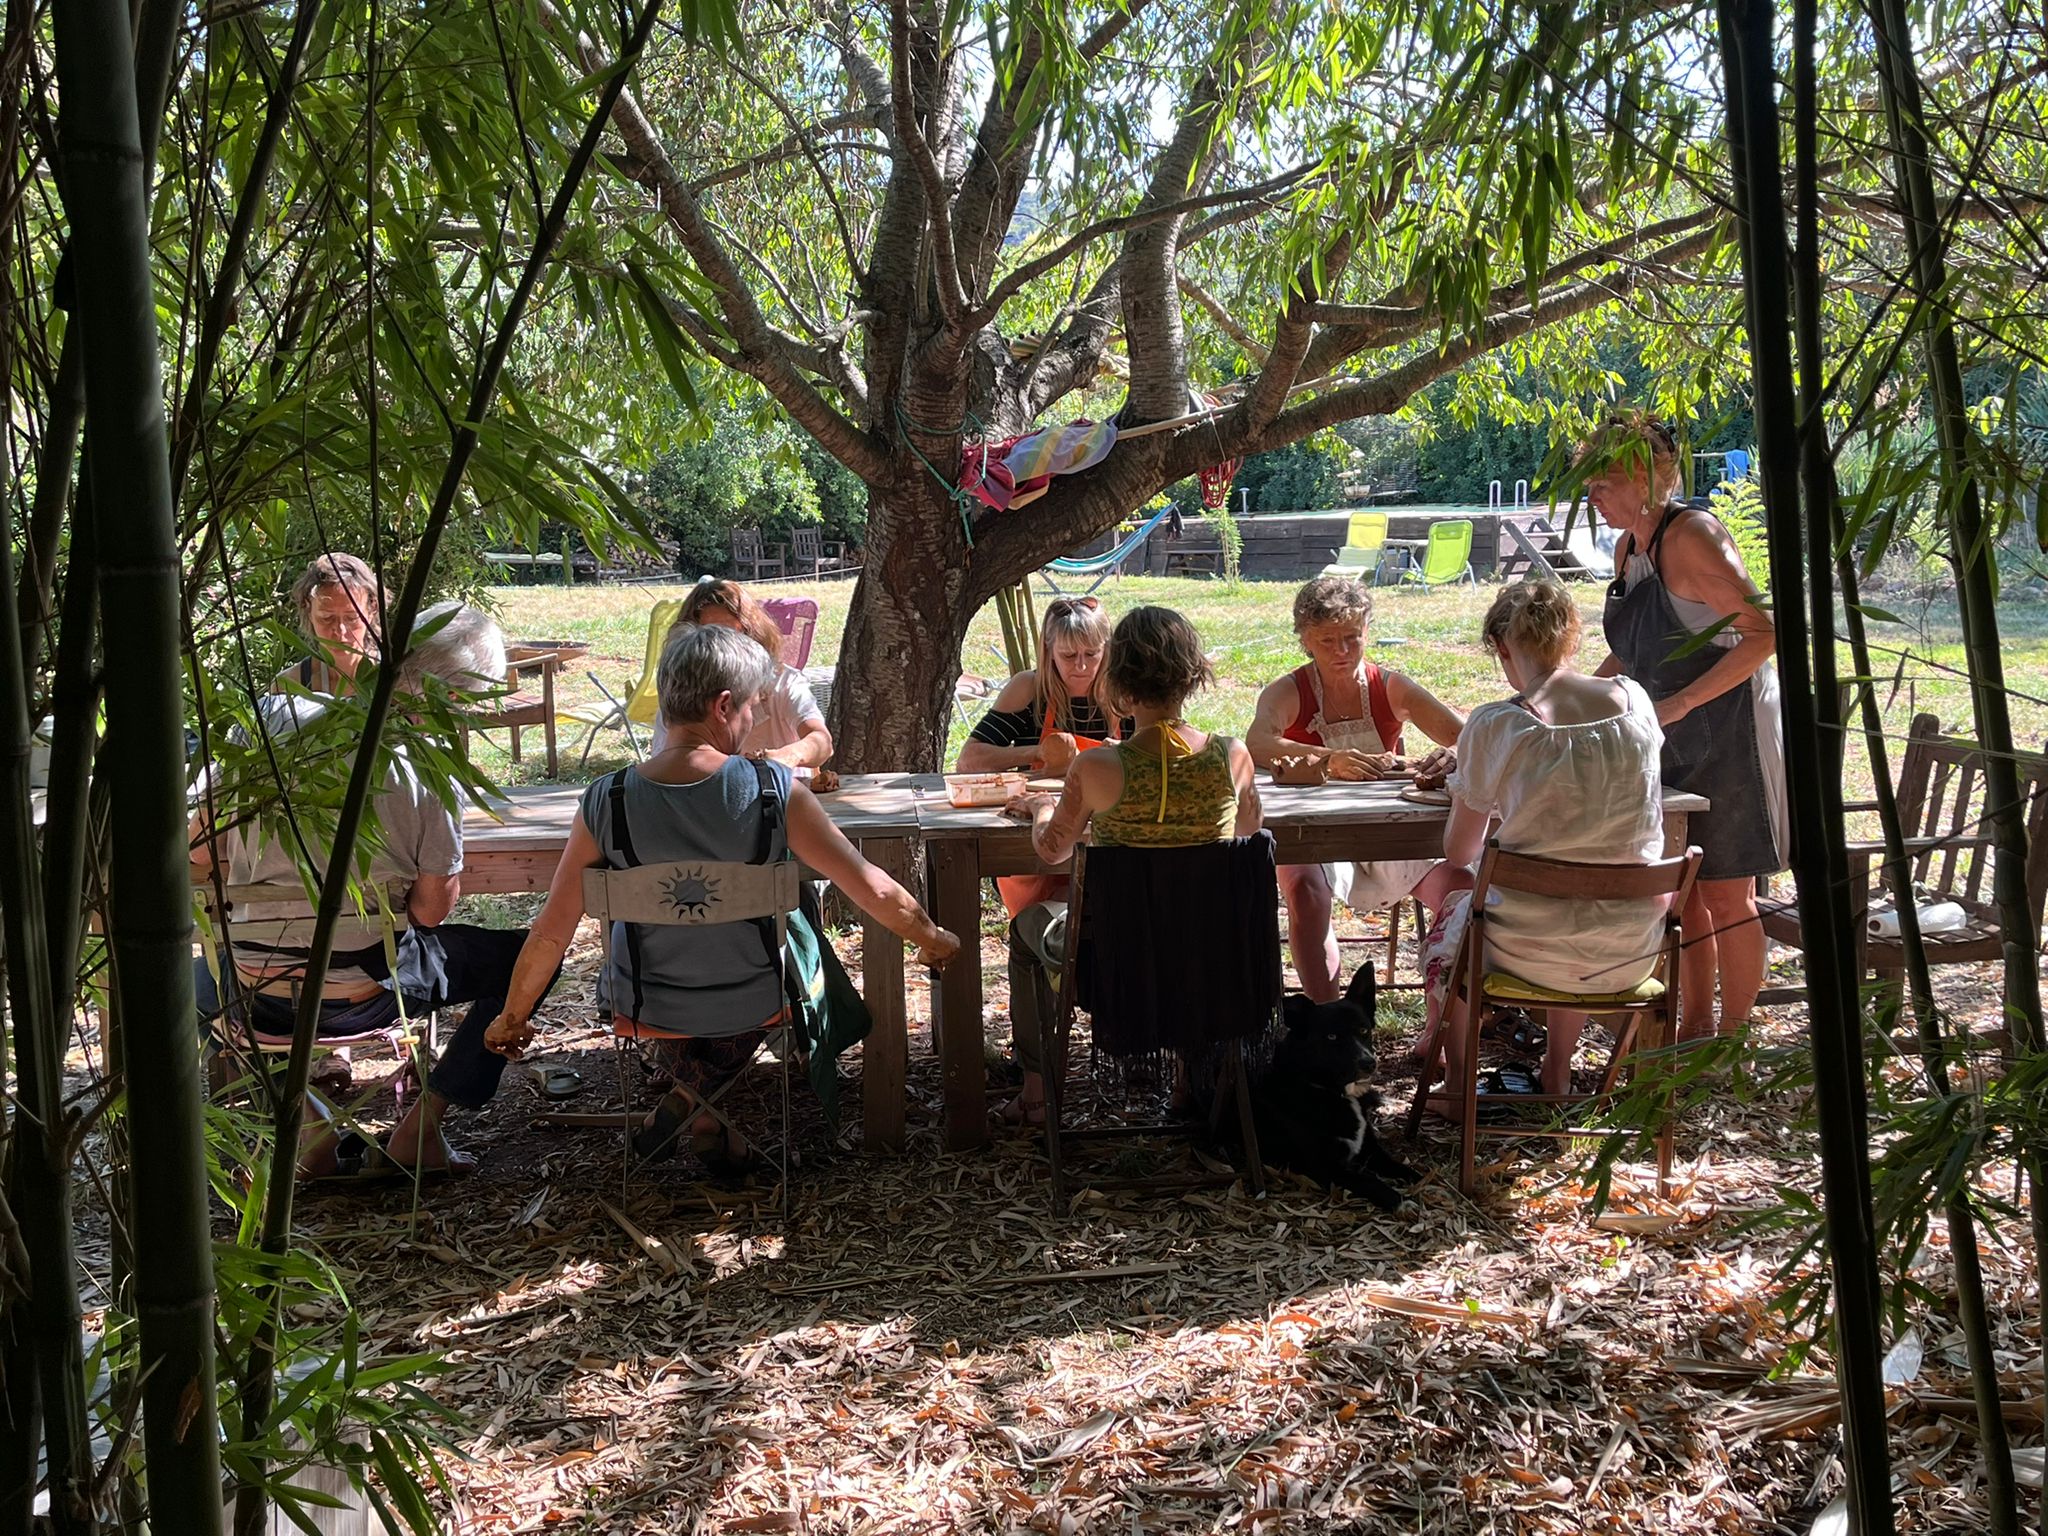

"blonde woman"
[1419, 580, 1668, 1098]
[957, 595, 1123, 777]
[1589, 412, 1783, 1040]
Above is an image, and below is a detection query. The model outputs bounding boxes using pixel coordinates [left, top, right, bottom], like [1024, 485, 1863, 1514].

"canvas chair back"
[623, 598, 684, 728]
[761, 596, 819, 669]
[1345, 512, 1388, 552]
[1418, 520, 1474, 584]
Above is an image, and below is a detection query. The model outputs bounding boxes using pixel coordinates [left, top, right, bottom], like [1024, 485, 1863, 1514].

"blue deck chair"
[1040, 507, 1173, 596]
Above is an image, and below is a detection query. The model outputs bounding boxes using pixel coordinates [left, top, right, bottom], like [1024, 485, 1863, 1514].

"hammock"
[1041, 506, 1173, 594]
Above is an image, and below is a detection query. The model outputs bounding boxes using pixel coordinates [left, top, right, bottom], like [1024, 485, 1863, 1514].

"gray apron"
[1602, 505, 1780, 881]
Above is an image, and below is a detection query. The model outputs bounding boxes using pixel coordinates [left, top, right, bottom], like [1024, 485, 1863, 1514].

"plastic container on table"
[943, 772, 1027, 808]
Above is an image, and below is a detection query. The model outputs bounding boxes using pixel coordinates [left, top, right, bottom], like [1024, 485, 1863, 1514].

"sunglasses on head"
[1047, 596, 1101, 617]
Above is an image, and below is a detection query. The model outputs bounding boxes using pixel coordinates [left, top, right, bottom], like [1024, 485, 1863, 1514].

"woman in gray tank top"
[479, 625, 959, 1165]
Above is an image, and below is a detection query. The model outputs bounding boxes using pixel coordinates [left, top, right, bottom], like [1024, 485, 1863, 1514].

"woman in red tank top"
[1246, 577, 1466, 1002]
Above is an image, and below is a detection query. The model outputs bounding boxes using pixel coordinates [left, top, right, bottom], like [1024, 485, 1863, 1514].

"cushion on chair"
[613, 1007, 789, 1043]
[1482, 972, 1666, 1007]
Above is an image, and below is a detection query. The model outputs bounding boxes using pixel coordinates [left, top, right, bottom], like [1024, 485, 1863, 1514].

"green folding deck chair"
[1398, 519, 1476, 587]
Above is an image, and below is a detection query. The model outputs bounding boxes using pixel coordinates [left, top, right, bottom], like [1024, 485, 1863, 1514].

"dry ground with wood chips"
[277, 911, 2041, 1535]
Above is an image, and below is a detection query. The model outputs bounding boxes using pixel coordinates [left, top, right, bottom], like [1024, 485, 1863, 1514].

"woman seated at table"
[1417, 580, 1667, 1099]
[960, 593, 1131, 941]
[481, 624, 958, 1164]
[957, 595, 1123, 778]
[1001, 607, 1261, 1124]
[1245, 575, 1464, 1001]
[655, 577, 832, 770]
[276, 552, 385, 695]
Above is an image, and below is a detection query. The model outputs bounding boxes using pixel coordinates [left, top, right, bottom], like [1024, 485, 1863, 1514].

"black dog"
[1251, 964, 1421, 1210]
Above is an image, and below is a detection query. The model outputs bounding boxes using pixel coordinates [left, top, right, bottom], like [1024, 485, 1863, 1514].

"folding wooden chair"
[1042, 839, 1276, 1205]
[203, 879, 438, 1110]
[1404, 840, 1702, 1197]
[583, 857, 803, 1212]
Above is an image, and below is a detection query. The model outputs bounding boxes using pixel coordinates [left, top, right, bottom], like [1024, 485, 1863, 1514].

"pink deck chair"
[761, 597, 818, 669]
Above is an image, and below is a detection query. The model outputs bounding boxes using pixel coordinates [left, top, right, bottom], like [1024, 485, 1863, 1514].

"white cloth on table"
[1436, 677, 1668, 995]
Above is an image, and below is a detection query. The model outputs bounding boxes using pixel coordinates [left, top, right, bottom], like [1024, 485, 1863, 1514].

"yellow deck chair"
[564, 598, 682, 768]
[1320, 512, 1391, 583]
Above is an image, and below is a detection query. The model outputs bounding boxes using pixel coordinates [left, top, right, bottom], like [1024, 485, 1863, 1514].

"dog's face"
[1279, 964, 1378, 1084]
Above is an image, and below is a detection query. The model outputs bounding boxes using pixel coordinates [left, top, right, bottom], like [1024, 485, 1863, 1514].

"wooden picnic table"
[459, 774, 928, 1152]
[917, 776, 1709, 1153]
[461, 774, 1707, 1159]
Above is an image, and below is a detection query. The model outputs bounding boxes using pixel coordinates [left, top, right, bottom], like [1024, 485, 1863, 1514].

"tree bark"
[1718, 1, 1895, 1529]
[829, 474, 978, 772]
[51, 0, 221, 1525]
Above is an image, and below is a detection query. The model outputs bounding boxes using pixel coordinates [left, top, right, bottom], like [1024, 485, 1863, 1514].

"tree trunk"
[1716, 1, 1895, 1529]
[49, 0, 224, 1526]
[831, 474, 979, 772]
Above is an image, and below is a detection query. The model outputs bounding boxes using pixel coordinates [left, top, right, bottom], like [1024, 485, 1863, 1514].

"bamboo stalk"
[1716, 2, 1895, 1529]
[49, 0, 222, 1521]
[1866, 8, 2048, 1513]
[231, 5, 670, 1528]
[0, 430, 96, 1536]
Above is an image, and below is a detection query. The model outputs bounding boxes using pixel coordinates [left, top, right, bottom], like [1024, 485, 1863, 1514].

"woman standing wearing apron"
[1588, 414, 1786, 1041]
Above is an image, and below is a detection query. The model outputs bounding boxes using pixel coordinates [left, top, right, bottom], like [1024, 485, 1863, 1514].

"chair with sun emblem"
[582, 853, 804, 1200]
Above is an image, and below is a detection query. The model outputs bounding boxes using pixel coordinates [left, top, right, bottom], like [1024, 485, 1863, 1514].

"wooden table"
[918, 777, 1709, 1153]
[459, 774, 928, 1151]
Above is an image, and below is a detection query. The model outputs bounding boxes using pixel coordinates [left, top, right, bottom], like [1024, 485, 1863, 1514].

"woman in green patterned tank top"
[996, 608, 1262, 1126]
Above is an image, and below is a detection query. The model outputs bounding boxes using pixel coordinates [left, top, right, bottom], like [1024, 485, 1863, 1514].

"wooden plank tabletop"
[462, 772, 925, 853]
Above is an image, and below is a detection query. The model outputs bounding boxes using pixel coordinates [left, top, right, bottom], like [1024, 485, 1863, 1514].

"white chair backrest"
[209, 878, 412, 947]
[582, 859, 801, 928]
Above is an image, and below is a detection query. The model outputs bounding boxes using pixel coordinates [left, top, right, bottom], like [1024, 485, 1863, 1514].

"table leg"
[929, 839, 987, 1152]
[860, 836, 909, 1153]
[1661, 810, 1692, 856]
[542, 664, 559, 778]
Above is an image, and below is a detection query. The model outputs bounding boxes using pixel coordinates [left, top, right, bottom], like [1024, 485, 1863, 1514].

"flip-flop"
[541, 1068, 584, 1101]
[308, 1135, 477, 1184]
[632, 1093, 691, 1161]
[994, 1092, 1047, 1130]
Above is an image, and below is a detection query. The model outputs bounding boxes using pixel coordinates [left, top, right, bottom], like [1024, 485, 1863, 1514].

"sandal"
[1481, 1008, 1546, 1056]
[1475, 1063, 1543, 1125]
[541, 1068, 584, 1101]
[995, 1092, 1047, 1130]
[632, 1091, 692, 1161]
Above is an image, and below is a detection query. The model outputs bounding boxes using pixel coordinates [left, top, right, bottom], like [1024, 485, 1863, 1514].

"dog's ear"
[1344, 962, 1378, 1019]
[1282, 994, 1315, 1031]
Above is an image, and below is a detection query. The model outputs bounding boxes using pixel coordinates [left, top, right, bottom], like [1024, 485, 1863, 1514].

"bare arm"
[1593, 652, 1623, 678]
[1225, 738, 1262, 838]
[955, 671, 1043, 772]
[484, 815, 605, 1055]
[1443, 793, 1491, 868]
[785, 783, 957, 965]
[1387, 671, 1465, 748]
[763, 714, 833, 770]
[1657, 513, 1776, 722]
[1032, 751, 1112, 866]
[406, 873, 459, 928]
[1245, 676, 1305, 767]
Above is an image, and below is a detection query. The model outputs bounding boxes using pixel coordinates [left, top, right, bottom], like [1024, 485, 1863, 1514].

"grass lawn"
[481, 575, 2048, 795]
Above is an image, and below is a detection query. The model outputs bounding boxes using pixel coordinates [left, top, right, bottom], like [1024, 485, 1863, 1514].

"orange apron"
[996, 702, 1112, 918]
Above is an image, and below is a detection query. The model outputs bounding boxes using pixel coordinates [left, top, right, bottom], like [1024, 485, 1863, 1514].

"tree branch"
[541, 0, 889, 482]
[1178, 272, 1268, 363]
[889, 0, 967, 323]
[975, 162, 1315, 325]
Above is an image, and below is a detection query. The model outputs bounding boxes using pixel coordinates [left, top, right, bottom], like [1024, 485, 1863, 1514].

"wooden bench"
[1162, 548, 1223, 577]
[1759, 712, 2048, 1004]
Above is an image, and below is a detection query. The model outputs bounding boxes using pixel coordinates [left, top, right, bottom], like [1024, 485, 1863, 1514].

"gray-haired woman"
[482, 624, 958, 1164]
